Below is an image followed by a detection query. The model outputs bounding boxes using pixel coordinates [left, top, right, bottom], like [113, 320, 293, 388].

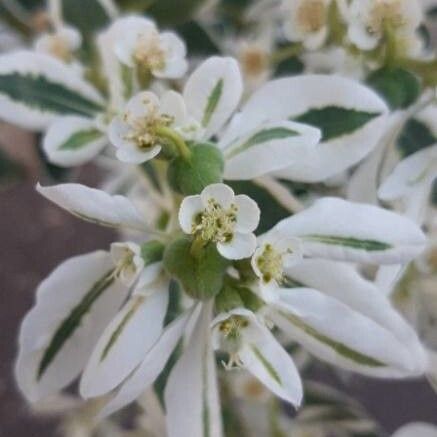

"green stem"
[190, 235, 206, 258]
[155, 126, 192, 161]
[270, 44, 303, 65]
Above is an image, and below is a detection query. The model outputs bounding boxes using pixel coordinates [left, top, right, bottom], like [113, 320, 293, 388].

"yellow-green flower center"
[296, 0, 327, 33]
[123, 98, 174, 150]
[366, 0, 405, 36]
[193, 199, 238, 244]
[256, 243, 285, 284]
[134, 30, 166, 71]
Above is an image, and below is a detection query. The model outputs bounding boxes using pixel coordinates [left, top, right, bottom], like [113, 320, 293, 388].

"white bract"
[179, 183, 260, 260]
[212, 308, 303, 406]
[379, 144, 437, 223]
[114, 16, 188, 79]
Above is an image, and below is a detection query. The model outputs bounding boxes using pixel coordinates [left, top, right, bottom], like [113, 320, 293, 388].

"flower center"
[240, 46, 269, 78]
[296, 0, 327, 33]
[366, 0, 405, 35]
[256, 243, 285, 284]
[218, 315, 249, 362]
[46, 35, 72, 61]
[134, 30, 166, 71]
[123, 97, 174, 150]
[193, 199, 238, 244]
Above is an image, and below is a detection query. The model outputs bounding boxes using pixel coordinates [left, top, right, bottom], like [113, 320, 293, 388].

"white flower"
[108, 90, 200, 164]
[179, 183, 260, 260]
[110, 242, 144, 286]
[34, 25, 81, 62]
[347, 0, 423, 54]
[281, 0, 331, 50]
[251, 232, 303, 299]
[114, 17, 187, 79]
[211, 308, 303, 406]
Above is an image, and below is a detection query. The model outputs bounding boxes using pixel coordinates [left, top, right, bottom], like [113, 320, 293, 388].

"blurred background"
[1, 0, 437, 435]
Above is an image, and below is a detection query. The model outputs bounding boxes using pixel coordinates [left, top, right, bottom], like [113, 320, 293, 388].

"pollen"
[256, 243, 286, 284]
[123, 97, 173, 150]
[296, 0, 327, 33]
[366, 0, 405, 35]
[193, 199, 238, 244]
[134, 30, 166, 71]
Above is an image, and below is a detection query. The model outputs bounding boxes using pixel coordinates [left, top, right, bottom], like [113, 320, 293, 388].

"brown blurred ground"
[1, 136, 437, 436]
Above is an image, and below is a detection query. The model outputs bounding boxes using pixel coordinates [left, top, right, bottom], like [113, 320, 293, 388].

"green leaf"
[0, 73, 103, 117]
[145, 0, 207, 25]
[303, 235, 391, 251]
[226, 127, 298, 159]
[163, 237, 229, 300]
[37, 269, 115, 379]
[140, 240, 165, 265]
[167, 143, 224, 195]
[366, 67, 421, 110]
[62, 0, 111, 55]
[176, 21, 220, 56]
[293, 106, 380, 141]
[280, 312, 385, 367]
[273, 56, 304, 77]
[202, 79, 224, 127]
[397, 118, 437, 157]
[58, 129, 103, 151]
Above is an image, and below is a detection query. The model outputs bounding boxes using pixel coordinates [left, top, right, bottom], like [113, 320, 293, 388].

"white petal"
[0, 51, 104, 130]
[15, 251, 128, 402]
[37, 183, 148, 231]
[217, 232, 257, 260]
[270, 288, 424, 377]
[234, 194, 260, 233]
[165, 302, 223, 437]
[154, 32, 187, 79]
[274, 197, 426, 264]
[222, 75, 388, 182]
[178, 195, 203, 234]
[115, 143, 161, 164]
[98, 308, 196, 419]
[80, 284, 169, 398]
[223, 120, 321, 180]
[160, 90, 188, 126]
[43, 116, 106, 167]
[201, 183, 235, 208]
[126, 91, 160, 118]
[240, 315, 303, 406]
[183, 56, 243, 139]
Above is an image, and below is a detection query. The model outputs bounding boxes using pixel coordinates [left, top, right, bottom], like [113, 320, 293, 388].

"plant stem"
[155, 126, 192, 161]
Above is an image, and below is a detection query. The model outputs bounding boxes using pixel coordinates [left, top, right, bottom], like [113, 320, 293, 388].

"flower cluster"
[0, 0, 436, 435]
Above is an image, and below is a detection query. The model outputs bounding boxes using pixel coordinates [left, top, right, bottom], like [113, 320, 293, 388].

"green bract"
[163, 236, 229, 300]
[366, 68, 421, 110]
[167, 142, 224, 195]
